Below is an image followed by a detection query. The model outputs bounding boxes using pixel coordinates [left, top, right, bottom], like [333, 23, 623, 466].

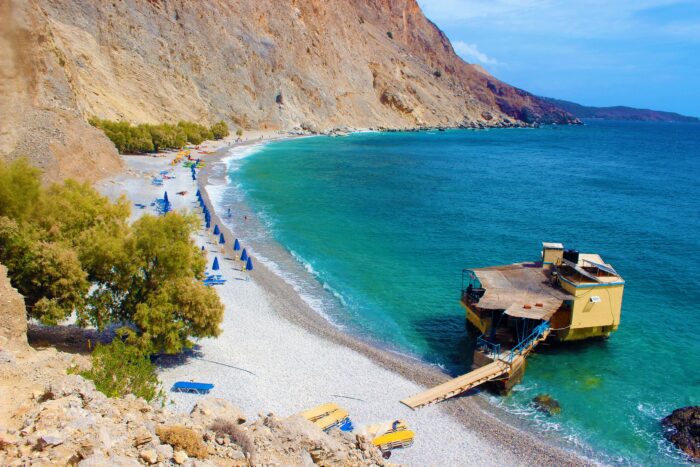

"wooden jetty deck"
[401, 325, 551, 409]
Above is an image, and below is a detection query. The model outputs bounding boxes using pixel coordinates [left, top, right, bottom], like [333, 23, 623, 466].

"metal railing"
[502, 322, 550, 364]
[476, 335, 501, 360]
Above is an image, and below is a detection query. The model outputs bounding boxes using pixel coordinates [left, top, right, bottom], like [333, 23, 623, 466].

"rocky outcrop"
[0, 356, 391, 466]
[662, 406, 700, 462]
[1, 0, 578, 182]
[0, 264, 29, 352]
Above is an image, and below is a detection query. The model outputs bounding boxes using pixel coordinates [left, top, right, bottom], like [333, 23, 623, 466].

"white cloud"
[452, 41, 499, 65]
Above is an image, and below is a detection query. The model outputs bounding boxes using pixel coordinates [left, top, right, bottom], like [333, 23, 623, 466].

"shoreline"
[99, 132, 592, 465]
[195, 136, 592, 465]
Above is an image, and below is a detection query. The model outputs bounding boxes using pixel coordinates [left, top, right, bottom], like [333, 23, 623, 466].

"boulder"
[139, 448, 157, 464]
[0, 264, 29, 352]
[532, 394, 561, 415]
[662, 406, 700, 461]
[173, 450, 189, 464]
[190, 398, 246, 425]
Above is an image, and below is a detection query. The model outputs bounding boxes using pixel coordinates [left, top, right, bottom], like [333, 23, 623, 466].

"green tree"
[0, 158, 41, 221]
[211, 121, 229, 139]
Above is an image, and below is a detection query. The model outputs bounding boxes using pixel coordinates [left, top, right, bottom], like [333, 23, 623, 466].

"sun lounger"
[360, 420, 408, 439]
[171, 381, 214, 394]
[313, 409, 350, 432]
[372, 430, 415, 452]
[300, 403, 340, 422]
[203, 278, 226, 286]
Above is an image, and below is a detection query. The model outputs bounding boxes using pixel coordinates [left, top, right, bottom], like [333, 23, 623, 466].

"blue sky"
[417, 0, 700, 116]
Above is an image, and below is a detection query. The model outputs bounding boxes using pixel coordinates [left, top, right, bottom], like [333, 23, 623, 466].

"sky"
[416, 0, 700, 116]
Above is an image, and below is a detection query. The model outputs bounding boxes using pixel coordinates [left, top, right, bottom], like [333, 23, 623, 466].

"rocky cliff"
[0, 266, 392, 466]
[1, 0, 578, 181]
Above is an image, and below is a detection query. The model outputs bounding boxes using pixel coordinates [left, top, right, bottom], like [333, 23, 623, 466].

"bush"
[156, 425, 208, 458]
[386, 31, 393, 39]
[209, 418, 254, 454]
[89, 118, 227, 154]
[210, 120, 229, 139]
[80, 337, 164, 403]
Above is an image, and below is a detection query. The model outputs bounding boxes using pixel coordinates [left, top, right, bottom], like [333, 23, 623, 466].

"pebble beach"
[98, 134, 589, 466]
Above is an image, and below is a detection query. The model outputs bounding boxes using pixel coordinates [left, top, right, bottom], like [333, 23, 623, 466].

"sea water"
[216, 121, 700, 464]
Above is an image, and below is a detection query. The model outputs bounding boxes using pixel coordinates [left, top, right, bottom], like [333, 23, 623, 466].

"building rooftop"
[470, 263, 573, 320]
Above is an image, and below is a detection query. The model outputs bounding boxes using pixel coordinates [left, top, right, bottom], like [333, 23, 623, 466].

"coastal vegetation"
[0, 158, 224, 355]
[76, 337, 164, 403]
[89, 118, 230, 154]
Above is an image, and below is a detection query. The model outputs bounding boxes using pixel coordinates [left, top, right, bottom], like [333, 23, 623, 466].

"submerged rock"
[532, 394, 561, 416]
[662, 406, 700, 461]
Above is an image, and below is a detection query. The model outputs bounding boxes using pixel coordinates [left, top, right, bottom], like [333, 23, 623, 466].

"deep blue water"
[220, 121, 700, 464]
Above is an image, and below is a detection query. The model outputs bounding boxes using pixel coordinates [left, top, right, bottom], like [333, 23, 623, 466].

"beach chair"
[299, 403, 340, 422]
[313, 409, 350, 432]
[171, 381, 214, 395]
[372, 430, 415, 452]
[361, 420, 409, 439]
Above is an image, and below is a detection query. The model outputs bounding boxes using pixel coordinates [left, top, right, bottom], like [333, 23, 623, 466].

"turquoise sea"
[218, 121, 700, 465]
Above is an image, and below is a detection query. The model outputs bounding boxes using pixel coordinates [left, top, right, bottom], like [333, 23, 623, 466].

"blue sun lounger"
[171, 381, 214, 394]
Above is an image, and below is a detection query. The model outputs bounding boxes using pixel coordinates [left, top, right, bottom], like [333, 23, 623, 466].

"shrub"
[210, 120, 229, 139]
[386, 31, 393, 39]
[156, 425, 208, 458]
[235, 128, 243, 137]
[89, 118, 224, 154]
[433, 69, 442, 78]
[80, 337, 164, 403]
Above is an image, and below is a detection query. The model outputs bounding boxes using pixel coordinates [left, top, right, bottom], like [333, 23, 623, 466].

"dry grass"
[209, 418, 255, 456]
[156, 425, 208, 458]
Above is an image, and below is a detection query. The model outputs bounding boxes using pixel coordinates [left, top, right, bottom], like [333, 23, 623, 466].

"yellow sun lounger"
[372, 430, 415, 451]
[300, 403, 340, 422]
[362, 420, 408, 438]
[313, 409, 350, 431]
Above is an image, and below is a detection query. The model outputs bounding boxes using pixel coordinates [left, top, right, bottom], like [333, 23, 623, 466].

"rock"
[0, 264, 30, 352]
[155, 443, 174, 462]
[191, 398, 246, 425]
[140, 448, 158, 464]
[36, 434, 65, 450]
[173, 450, 189, 464]
[133, 428, 153, 447]
[662, 406, 700, 461]
[532, 394, 561, 415]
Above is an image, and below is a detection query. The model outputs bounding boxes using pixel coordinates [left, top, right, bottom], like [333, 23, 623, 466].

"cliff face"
[1, 0, 577, 181]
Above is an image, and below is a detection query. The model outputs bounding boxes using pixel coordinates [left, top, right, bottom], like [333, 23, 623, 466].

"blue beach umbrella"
[213, 225, 220, 235]
[219, 233, 225, 244]
[205, 218, 211, 229]
[192, 174, 196, 181]
[212, 257, 220, 271]
[240, 248, 248, 262]
[245, 257, 253, 271]
[233, 239, 240, 252]
[201, 245, 205, 251]
[196, 189, 201, 197]
[164, 191, 169, 203]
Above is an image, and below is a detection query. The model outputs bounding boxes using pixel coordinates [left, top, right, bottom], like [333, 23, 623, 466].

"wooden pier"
[401, 325, 550, 409]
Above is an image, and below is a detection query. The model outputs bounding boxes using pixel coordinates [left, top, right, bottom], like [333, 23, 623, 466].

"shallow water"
[218, 121, 700, 464]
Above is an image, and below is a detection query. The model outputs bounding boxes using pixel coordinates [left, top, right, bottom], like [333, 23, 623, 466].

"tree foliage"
[0, 158, 224, 353]
[89, 118, 226, 154]
[79, 337, 164, 403]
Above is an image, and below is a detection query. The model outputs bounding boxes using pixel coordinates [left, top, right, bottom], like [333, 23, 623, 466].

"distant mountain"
[541, 97, 699, 123]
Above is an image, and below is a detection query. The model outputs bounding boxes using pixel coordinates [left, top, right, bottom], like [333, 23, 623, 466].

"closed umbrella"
[219, 233, 225, 244]
[240, 248, 248, 262]
[196, 189, 201, 198]
[205, 218, 211, 229]
[212, 257, 220, 271]
[245, 257, 253, 271]
[164, 191, 169, 203]
[233, 239, 240, 252]
[213, 225, 220, 235]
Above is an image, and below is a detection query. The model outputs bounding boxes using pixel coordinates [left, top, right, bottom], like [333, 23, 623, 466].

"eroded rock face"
[1, 0, 578, 182]
[662, 406, 700, 461]
[0, 264, 29, 352]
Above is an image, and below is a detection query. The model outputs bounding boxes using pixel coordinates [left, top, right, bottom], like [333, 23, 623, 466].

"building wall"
[558, 279, 624, 332]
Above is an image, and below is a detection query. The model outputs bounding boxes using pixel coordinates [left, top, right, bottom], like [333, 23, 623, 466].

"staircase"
[400, 323, 551, 410]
